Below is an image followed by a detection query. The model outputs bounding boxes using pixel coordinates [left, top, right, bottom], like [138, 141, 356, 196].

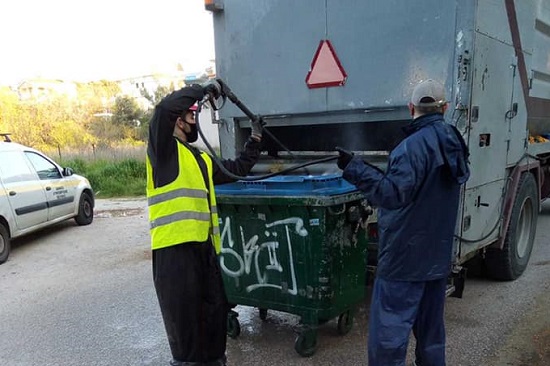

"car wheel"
[75, 192, 94, 226]
[0, 223, 11, 264]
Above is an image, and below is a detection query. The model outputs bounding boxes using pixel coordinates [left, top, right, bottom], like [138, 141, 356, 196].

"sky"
[0, 0, 215, 85]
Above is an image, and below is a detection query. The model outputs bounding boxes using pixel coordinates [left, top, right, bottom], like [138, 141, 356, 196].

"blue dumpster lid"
[215, 174, 358, 196]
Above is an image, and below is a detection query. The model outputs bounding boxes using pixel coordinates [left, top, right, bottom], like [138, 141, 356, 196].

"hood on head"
[433, 122, 470, 184]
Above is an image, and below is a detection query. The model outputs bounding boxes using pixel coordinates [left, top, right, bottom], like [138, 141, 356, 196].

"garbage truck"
[202, 0, 550, 356]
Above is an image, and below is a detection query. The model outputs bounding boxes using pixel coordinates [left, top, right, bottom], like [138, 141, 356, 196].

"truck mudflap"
[447, 266, 467, 299]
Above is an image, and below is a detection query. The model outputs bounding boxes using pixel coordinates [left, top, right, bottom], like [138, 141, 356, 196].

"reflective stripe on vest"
[146, 141, 221, 253]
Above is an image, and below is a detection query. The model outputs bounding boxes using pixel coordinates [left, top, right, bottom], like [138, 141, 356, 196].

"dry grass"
[43, 144, 146, 162]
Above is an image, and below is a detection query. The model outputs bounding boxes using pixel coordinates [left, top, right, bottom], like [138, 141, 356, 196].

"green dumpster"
[216, 174, 369, 357]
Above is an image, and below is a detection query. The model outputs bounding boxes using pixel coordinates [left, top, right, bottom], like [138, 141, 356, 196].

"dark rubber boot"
[169, 360, 201, 366]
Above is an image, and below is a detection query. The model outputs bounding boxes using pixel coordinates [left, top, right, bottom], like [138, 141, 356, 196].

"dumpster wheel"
[259, 308, 268, 321]
[294, 328, 318, 357]
[337, 310, 354, 335]
[227, 311, 241, 339]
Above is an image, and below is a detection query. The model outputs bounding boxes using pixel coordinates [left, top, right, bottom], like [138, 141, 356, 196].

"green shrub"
[60, 158, 146, 198]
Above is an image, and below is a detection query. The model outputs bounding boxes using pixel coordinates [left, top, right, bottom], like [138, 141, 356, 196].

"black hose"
[195, 100, 337, 182]
[256, 125, 311, 175]
[211, 79, 311, 173]
[455, 218, 501, 243]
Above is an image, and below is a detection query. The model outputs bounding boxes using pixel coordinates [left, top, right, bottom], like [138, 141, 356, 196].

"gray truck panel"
[460, 182, 507, 252]
[213, 0, 326, 116]
[531, 5, 550, 99]
[214, 0, 458, 119]
[325, 0, 457, 112]
[467, 33, 514, 188]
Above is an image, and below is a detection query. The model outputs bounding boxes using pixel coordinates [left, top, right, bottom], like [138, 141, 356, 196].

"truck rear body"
[210, 0, 550, 273]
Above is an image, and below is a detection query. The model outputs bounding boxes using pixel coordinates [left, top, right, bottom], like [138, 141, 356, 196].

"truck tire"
[74, 192, 94, 226]
[0, 223, 10, 264]
[485, 172, 538, 280]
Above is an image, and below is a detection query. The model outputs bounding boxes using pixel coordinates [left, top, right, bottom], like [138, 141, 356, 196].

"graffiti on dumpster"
[220, 216, 308, 295]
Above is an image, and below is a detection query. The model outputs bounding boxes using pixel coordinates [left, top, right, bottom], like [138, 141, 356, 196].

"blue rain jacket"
[343, 113, 470, 281]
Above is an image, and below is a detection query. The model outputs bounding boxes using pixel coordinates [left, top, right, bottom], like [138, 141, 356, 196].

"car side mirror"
[63, 167, 74, 177]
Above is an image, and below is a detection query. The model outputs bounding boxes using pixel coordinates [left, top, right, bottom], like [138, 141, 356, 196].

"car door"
[24, 151, 76, 220]
[0, 151, 48, 230]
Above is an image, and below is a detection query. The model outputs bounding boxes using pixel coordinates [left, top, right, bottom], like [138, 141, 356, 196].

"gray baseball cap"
[410, 79, 447, 107]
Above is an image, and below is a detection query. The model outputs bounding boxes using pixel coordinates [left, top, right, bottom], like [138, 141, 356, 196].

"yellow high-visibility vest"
[146, 142, 221, 253]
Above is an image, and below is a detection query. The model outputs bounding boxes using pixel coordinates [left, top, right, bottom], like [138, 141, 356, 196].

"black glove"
[202, 80, 222, 99]
[336, 147, 354, 170]
[250, 117, 265, 141]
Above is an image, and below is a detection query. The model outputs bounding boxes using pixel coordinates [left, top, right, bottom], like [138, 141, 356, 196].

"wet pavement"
[0, 198, 548, 365]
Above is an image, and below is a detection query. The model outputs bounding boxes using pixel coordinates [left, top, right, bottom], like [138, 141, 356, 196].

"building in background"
[16, 79, 78, 101]
[116, 73, 183, 110]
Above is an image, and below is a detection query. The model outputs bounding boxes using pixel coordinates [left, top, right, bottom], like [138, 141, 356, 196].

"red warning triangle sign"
[306, 40, 347, 89]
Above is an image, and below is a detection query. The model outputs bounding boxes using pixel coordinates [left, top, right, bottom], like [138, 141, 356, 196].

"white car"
[0, 134, 94, 264]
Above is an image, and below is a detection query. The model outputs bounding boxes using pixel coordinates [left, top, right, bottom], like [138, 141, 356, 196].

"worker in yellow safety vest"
[146, 83, 263, 366]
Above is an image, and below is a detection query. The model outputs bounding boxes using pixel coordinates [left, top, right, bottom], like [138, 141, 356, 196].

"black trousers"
[153, 241, 228, 363]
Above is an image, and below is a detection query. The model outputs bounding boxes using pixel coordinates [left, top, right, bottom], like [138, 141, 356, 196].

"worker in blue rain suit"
[146, 83, 263, 366]
[337, 79, 470, 366]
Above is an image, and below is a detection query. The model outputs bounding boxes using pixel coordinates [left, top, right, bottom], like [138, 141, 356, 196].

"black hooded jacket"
[147, 85, 262, 188]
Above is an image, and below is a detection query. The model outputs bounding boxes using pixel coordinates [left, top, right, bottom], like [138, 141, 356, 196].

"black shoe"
[170, 358, 226, 366]
[205, 356, 227, 366]
[169, 360, 201, 366]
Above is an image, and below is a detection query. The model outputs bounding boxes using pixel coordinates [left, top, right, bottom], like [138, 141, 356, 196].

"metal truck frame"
[206, 0, 550, 286]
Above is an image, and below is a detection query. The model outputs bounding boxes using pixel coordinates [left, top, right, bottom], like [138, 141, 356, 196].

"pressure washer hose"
[194, 100, 337, 182]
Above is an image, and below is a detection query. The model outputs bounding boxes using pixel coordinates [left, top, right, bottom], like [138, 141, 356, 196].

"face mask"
[185, 122, 198, 143]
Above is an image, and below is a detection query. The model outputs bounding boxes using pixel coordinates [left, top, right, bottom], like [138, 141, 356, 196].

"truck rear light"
[205, 0, 224, 12]
[367, 223, 378, 241]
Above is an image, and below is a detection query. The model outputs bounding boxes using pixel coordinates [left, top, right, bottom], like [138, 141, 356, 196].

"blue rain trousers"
[368, 277, 447, 366]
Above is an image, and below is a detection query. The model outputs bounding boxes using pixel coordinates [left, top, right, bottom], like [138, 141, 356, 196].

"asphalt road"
[0, 198, 549, 366]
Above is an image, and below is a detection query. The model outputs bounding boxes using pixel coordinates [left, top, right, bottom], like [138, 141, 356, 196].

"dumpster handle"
[327, 203, 346, 216]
